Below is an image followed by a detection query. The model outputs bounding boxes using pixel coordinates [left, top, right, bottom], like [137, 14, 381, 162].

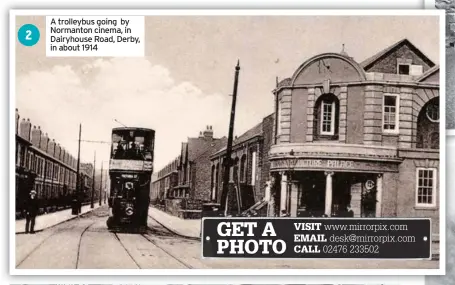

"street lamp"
[284, 149, 298, 215]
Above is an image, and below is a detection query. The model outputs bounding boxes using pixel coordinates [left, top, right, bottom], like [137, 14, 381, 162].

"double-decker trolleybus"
[107, 127, 155, 233]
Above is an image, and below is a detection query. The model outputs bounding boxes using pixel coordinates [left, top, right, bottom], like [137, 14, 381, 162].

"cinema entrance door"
[269, 157, 401, 218]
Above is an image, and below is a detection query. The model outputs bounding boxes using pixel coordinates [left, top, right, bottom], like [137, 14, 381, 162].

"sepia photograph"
[11, 10, 444, 275]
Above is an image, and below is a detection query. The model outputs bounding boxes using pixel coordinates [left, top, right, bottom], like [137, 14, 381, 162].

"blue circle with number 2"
[18, 24, 40, 46]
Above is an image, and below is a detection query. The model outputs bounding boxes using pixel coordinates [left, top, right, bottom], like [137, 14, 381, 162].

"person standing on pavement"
[24, 189, 39, 234]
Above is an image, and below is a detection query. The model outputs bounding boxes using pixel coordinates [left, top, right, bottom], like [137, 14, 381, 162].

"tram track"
[16, 207, 198, 269]
[112, 230, 193, 269]
[75, 221, 97, 269]
[147, 214, 201, 241]
[16, 226, 68, 268]
[16, 217, 96, 268]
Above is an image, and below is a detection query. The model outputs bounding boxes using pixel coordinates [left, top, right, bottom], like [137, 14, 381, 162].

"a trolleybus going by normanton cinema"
[107, 127, 155, 233]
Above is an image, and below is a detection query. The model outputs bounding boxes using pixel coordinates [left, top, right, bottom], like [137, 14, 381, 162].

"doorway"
[297, 171, 326, 217]
[332, 172, 352, 217]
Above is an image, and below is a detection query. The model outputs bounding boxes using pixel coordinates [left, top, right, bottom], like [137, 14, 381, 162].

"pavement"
[148, 206, 201, 239]
[15, 204, 101, 234]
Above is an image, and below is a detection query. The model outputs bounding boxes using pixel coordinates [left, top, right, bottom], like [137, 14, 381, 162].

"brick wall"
[396, 157, 440, 235]
[365, 44, 433, 74]
[192, 139, 227, 202]
[193, 154, 213, 201]
[259, 114, 275, 200]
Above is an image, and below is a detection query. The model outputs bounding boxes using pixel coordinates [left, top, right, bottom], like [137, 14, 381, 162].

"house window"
[20, 146, 26, 167]
[211, 164, 217, 201]
[426, 100, 439, 122]
[240, 155, 247, 182]
[383, 94, 399, 133]
[233, 157, 239, 183]
[398, 64, 410, 75]
[320, 100, 336, 135]
[314, 94, 339, 140]
[416, 168, 437, 207]
[182, 164, 187, 184]
[251, 152, 257, 186]
[27, 151, 33, 170]
[417, 97, 439, 149]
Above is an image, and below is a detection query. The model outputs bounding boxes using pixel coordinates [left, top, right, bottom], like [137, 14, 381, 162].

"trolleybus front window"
[111, 130, 153, 160]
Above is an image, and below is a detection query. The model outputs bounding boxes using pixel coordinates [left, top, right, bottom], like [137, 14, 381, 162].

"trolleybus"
[107, 127, 155, 233]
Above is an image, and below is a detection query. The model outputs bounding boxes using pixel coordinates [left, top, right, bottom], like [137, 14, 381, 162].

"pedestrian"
[346, 204, 354, 217]
[24, 189, 39, 234]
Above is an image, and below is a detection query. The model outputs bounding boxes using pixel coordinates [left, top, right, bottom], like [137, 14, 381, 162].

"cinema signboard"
[270, 158, 400, 173]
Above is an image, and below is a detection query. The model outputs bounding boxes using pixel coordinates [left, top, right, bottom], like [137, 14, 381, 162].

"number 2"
[25, 30, 32, 40]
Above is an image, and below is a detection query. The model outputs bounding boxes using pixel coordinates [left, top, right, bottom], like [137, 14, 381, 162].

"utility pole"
[103, 177, 107, 205]
[76, 124, 82, 193]
[99, 161, 103, 206]
[76, 124, 82, 202]
[91, 151, 96, 208]
[219, 60, 240, 215]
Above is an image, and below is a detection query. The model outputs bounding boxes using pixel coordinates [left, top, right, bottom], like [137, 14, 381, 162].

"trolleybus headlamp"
[125, 207, 134, 216]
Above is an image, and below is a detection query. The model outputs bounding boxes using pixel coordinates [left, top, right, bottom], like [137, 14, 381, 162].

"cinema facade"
[269, 39, 440, 234]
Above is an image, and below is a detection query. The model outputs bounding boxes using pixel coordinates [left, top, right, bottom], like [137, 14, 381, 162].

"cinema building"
[269, 39, 440, 234]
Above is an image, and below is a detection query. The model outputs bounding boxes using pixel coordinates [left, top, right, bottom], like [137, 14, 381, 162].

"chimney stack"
[19, 118, 32, 141]
[26, 119, 32, 141]
[61, 148, 67, 164]
[203, 125, 213, 139]
[19, 118, 28, 139]
[15, 109, 19, 135]
[55, 143, 61, 160]
[40, 132, 49, 151]
[31, 126, 41, 147]
[47, 139, 56, 156]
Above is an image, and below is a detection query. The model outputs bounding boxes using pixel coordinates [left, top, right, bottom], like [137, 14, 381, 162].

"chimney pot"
[27, 118, 30, 121]
[38, 126, 41, 129]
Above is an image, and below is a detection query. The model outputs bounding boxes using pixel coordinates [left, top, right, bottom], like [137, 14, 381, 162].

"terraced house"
[269, 39, 440, 235]
[151, 126, 227, 217]
[15, 109, 94, 216]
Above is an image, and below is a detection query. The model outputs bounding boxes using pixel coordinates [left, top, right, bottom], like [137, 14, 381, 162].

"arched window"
[233, 157, 240, 183]
[417, 97, 439, 149]
[314, 94, 340, 140]
[210, 164, 215, 194]
[214, 163, 219, 200]
[240, 155, 247, 182]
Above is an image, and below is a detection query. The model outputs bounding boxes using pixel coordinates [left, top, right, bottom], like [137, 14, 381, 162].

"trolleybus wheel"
[106, 217, 113, 229]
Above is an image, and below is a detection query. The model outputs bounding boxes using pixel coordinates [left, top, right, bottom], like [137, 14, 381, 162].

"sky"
[15, 15, 440, 171]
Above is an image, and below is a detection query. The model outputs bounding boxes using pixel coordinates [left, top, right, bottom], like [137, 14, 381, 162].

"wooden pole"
[76, 124, 82, 195]
[91, 151, 96, 208]
[219, 60, 240, 215]
[99, 161, 103, 206]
